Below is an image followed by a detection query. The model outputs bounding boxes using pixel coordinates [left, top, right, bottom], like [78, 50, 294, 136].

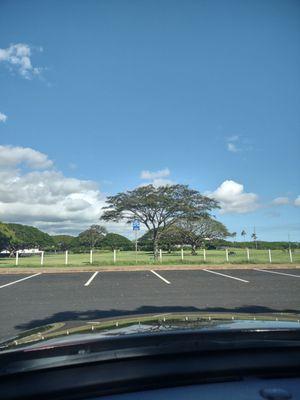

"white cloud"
[227, 135, 239, 142]
[227, 142, 239, 153]
[0, 145, 108, 235]
[0, 43, 43, 79]
[140, 168, 174, 187]
[0, 145, 53, 169]
[207, 180, 259, 214]
[272, 197, 290, 205]
[140, 168, 170, 180]
[0, 112, 7, 123]
[295, 196, 300, 207]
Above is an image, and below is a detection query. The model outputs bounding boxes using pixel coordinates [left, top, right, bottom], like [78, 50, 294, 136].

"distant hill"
[6, 223, 55, 249]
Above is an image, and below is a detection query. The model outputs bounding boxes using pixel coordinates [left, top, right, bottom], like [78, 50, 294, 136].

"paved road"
[1, 268, 300, 341]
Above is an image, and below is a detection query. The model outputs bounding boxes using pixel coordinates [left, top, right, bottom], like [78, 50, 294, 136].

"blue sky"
[0, 0, 299, 241]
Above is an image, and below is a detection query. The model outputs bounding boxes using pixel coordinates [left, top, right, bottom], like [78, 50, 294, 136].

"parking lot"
[1, 267, 300, 341]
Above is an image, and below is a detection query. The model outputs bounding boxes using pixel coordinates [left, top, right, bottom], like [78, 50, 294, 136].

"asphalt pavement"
[1, 268, 300, 341]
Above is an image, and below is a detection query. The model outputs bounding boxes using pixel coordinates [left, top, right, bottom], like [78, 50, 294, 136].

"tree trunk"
[152, 229, 160, 260]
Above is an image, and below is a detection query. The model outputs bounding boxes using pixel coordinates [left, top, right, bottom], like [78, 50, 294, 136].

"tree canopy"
[175, 216, 232, 254]
[52, 235, 75, 251]
[101, 184, 219, 257]
[77, 225, 107, 249]
[6, 223, 55, 250]
[0, 222, 15, 250]
[101, 233, 134, 250]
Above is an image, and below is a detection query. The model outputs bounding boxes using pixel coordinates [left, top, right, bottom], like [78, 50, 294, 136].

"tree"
[78, 225, 107, 249]
[0, 222, 15, 251]
[175, 216, 231, 255]
[101, 184, 219, 258]
[6, 223, 55, 250]
[251, 232, 258, 249]
[241, 230, 246, 241]
[101, 233, 134, 251]
[52, 235, 75, 251]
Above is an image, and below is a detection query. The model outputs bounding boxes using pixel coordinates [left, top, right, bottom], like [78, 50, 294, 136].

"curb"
[0, 264, 298, 274]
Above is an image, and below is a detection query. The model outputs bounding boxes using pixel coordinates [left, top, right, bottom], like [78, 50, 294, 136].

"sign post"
[132, 220, 140, 264]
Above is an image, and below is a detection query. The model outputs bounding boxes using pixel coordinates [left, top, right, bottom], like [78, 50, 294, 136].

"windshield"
[0, 0, 299, 349]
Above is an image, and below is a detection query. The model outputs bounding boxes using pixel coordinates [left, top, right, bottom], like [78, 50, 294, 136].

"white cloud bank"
[0, 112, 7, 123]
[272, 197, 290, 205]
[0, 43, 43, 79]
[0, 145, 106, 235]
[0, 145, 53, 169]
[207, 180, 259, 214]
[295, 196, 300, 207]
[140, 168, 173, 187]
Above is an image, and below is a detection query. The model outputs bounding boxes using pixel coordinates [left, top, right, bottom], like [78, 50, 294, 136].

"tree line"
[0, 222, 133, 254]
[1, 185, 299, 256]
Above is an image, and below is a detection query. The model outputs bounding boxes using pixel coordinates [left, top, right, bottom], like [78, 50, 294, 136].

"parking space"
[0, 268, 299, 341]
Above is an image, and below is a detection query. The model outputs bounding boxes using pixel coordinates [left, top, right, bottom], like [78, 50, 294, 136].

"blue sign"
[132, 220, 140, 231]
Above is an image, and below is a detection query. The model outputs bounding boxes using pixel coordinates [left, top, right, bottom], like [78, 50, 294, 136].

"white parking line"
[150, 270, 171, 284]
[253, 268, 300, 278]
[84, 271, 99, 286]
[0, 273, 42, 289]
[203, 269, 249, 283]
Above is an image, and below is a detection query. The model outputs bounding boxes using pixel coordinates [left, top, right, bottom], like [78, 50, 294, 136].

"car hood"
[1, 312, 300, 353]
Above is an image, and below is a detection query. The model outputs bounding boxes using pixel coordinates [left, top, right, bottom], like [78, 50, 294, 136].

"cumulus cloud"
[0, 145, 107, 234]
[0, 145, 53, 169]
[227, 142, 239, 153]
[272, 197, 290, 205]
[0, 43, 43, 79]
[140, 168, 170, 180]
[295, 196, 300, 207]
[0, 112, 7, 123]
[140, 168, 173, 187]
[207, 180, 259, 214]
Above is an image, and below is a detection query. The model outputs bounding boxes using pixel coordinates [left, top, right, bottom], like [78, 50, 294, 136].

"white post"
[289, 248, 293, 263]
[225, 248, 229, 262]
[15, 251, 19, 266]
[268, 249, 272, 263]
[90, 249, 93, 264]
[65, 250, 68, 265]
[135, 230, 138, 264]
[41, 251, 44, 266]
[113, 249, 116, 263]
[203, 248, 206, 262]
[246, 248, 250, 262]
[159, 249, 162, 263]
[181, 248, 184, 261]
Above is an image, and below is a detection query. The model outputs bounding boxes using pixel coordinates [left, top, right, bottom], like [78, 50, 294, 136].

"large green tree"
[52, 235, 75, 251]
[101, 184, 219, 258]
[6, 223, 55, 250]
[0, 222, 15, 251]
[175, 216, 231, 254]
[78, 225, 107, 249]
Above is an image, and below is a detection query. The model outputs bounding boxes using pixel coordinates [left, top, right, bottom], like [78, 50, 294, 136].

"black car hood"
[1, 312, 300, 353]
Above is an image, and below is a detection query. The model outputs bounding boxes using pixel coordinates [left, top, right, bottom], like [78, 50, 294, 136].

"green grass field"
[0, 248, 299, 267]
